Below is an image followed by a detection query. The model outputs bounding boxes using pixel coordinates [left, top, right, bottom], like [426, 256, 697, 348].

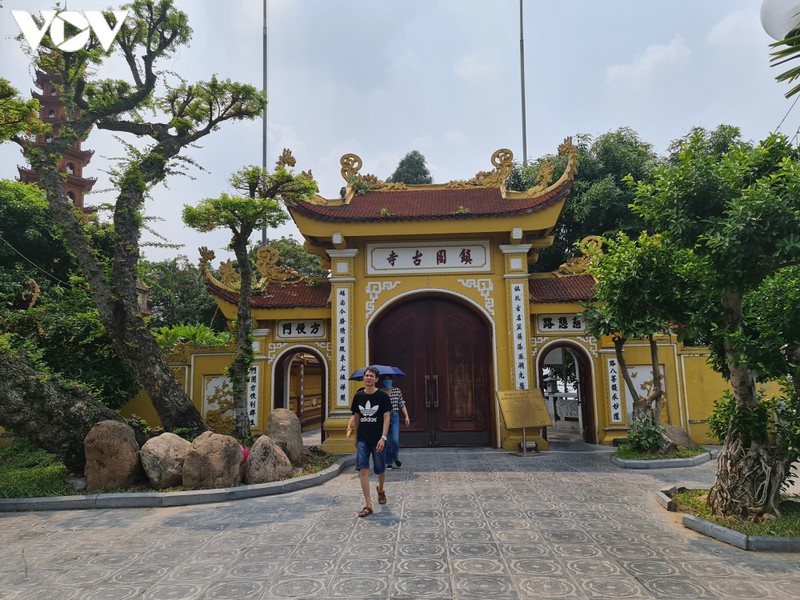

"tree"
[139, 255, 226, 331]
[264, 236, 327, 278]
[386, 150, 433, 184]
[0, 78, 45, 142]
[0, 180, 140, 410]
[508, 128, 656, 272]
[0, 341, 125, 473]
[183, 152, 316, 440]
[583, 233, 694, 426]
[631, 127, 800, 518]
[4, 1, 266, 434]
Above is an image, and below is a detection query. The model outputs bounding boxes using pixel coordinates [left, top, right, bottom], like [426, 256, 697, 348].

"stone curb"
[611, 451, 712, 469]
[0, 455, 355, 512]
[658, 488, 800, 552]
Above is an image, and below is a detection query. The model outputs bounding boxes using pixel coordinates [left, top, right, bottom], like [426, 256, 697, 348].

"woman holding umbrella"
[346, 366, 391, 517]
[382, 374, 410, 469]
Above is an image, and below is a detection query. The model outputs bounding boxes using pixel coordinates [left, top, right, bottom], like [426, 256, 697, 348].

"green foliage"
[0, 440, 69, 498]
[707, 390, 771, 444]
[139, 255, 226, 330]
[508, 128, 655, 272]
[348, 175, 375, 196]
[0, 181, 139, 409]
[152, 324, 234, 352]
[0, 78, 47, 142]
[251, 237, 326, 278]
[126, 414, 151, 438]
[622, 415, 667, 454]
[386, 150, 433, 184]
[769, 31, 800, 98]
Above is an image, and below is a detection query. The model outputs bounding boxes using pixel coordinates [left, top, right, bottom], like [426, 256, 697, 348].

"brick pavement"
[1, 440, 799, 599]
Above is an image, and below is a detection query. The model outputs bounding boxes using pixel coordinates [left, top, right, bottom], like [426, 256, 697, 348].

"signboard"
[367, 240, 491, 275]
[496, 389, 552, 429]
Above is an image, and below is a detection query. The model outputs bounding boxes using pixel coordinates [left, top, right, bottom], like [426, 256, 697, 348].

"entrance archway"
[272, 349, 326, 434]
[372, 295, 493, 447]
[537, 343, 595, 443]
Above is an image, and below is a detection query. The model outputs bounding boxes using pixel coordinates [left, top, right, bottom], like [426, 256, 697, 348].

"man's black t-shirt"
[350, 388, 391, 446]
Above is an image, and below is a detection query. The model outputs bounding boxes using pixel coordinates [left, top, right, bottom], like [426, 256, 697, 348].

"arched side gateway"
[535, 340, 596, 443]
[371, 293, 495, 447]
[271, 346, 328, 434]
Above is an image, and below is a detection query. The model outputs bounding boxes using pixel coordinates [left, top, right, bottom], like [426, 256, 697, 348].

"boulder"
[662, 424, 697, 450]
[140, 432, 191, 489]
[84, 420, 142, 492]
[244, 435, 293, 484]
[182, 431, 243, 489]
[266, 408, 304, 466]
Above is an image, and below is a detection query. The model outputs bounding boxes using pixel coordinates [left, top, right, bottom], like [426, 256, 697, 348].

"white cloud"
[454, 53, 495, 85]
[445, 130, 468, 145]
[607, 35, 691, 87]
[706, 9, 764, 49]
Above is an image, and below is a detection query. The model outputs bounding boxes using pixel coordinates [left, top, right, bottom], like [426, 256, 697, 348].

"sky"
[0, 0, 797, 263]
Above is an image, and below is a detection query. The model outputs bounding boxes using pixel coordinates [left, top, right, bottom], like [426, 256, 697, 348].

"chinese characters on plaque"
[247, 364, 259, 427]
[510, 282, 529, 390]
[607, 358, 622, 423]
[336, 288, 350, 407]
[537, 314, 585, 333]
[275, 320, 326, 340]
[367, 241, 490, 275]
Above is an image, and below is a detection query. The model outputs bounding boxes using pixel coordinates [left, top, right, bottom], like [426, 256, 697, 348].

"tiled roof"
[529, 274, 595, 303]
[290, 180, 572, 222]
[207, 280, 331, 309]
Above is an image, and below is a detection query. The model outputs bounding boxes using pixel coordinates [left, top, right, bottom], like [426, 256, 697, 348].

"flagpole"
[519, 0, 528, 167]
[261, 0, 269, 245]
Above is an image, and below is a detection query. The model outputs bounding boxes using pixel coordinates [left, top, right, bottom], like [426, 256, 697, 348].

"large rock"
[244, 435, 293, 484]
[139, 432, 191, 489]
[266, 408, 303, 466]
[662, 424, 697, 450]
[182, 431, 243, 489]
[84, 420, 142, 492]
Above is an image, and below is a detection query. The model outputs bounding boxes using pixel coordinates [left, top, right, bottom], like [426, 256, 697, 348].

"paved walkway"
[1, 441, 799, 599]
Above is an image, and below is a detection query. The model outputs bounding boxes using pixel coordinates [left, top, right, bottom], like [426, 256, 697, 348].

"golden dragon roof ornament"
[199, 246, 306, 294]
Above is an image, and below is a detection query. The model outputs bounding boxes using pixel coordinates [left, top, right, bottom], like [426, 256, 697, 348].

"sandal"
[377, 487, 387, 505]
[358, 506, 373, 518]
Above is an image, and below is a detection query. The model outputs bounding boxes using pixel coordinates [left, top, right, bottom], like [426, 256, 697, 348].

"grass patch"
[613, 445, 708, 461]
[0, 442, 69, 498]
[672, 488, 800, 537]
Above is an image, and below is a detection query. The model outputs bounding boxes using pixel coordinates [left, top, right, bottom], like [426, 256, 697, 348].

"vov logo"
[12, 9, 129, 52]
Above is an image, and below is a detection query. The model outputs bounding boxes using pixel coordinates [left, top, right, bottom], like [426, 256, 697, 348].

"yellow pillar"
[321, 248, 359, 454]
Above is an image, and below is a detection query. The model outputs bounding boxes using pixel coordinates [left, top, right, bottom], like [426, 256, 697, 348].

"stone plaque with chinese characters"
[536, 314, 585, 334]
[275, 320, 327, 340]
[367, 240, 491, 275]
[496, 389, 552, 429]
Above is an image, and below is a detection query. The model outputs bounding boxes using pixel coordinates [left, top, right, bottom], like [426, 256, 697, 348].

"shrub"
[623, 414, 666, 453]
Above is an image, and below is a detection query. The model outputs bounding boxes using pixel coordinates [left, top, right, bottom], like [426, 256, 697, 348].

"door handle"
[433, 374, 439, 408]
[425, 374, 431, 408]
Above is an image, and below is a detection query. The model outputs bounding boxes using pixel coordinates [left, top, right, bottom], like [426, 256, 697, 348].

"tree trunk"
[647, 333, 664, 425]
[614, 336, 648, 422]
[32, 157, 208, 435]
[0, 349, 124, 473]
[707, 290, 788, 518]
[229, 233, 255, 441]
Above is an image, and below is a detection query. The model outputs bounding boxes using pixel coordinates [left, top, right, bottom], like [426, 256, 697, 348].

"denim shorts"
[355, 439, 386, 474]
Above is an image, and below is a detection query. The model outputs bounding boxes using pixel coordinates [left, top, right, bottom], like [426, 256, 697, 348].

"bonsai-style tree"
[583, 232, 694, 426]
[183, 151, 316, 440]
[631, 127, 800, 518]
[3, 1, 266, 434]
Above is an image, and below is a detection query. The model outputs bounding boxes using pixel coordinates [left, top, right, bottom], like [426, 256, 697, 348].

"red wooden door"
[373, 297, 492, 446]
